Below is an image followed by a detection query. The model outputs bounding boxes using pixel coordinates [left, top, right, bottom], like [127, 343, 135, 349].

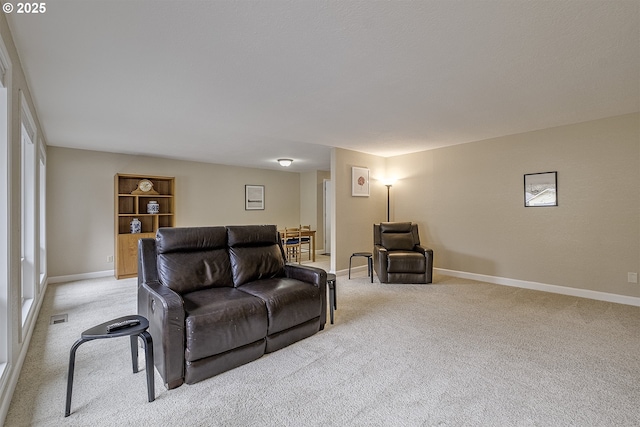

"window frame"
[20, 92, 37, 330]
[0, 33, 11, 380]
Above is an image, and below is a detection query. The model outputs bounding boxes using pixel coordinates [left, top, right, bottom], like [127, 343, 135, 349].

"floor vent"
[50, 314, 68, 325]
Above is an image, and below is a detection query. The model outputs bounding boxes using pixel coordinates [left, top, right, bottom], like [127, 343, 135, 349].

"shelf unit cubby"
[115, 173, 175, 279]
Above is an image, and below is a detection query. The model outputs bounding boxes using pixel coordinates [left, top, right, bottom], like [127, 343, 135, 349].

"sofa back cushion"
[156, 226, 233, 293]
[227, 225, 285, 287]
[379, 222, 417, 251]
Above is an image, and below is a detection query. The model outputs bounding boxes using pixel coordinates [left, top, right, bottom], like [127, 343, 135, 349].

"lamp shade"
[277, 158, 293, 167]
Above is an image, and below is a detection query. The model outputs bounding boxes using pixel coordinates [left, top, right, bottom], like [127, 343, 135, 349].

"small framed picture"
[245, 185, 265, 210]
[352, 167, 370, 197]
[524, 171, 557, 207]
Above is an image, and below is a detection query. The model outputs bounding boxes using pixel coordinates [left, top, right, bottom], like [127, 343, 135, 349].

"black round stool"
[349, 252, 373, 283]
[65, 315, 154, 417]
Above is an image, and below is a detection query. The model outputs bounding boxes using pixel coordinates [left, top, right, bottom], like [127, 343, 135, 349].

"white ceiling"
[6, 0, 639, 172]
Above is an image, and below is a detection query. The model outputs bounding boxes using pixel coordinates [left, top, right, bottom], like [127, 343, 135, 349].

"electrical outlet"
[107, 255, 114, 263]
[628, 272, 638, 284]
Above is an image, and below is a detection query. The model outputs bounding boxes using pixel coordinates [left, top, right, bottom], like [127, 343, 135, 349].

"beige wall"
[332, 148, 387, 271]
[49, 114, 640, 298]
[387, 114, 640, 298]
[47, 147, 304, 277]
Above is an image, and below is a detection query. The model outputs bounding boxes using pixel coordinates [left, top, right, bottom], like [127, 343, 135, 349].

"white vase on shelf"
[130, 218, 142, 234]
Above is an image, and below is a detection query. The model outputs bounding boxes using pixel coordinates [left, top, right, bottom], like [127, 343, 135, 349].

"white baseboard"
[48, 267, 639, 306]
[436, 268, 640, 307]
[48, 270, 115, 284]
[335, 264, 367, 277]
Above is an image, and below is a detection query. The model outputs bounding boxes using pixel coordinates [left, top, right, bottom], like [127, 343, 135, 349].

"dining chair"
[299, 224, 312, 261]
[282, 228, 302, 264]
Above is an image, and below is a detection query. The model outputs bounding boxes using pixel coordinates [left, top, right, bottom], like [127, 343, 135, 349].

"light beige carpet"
[5, 272, 640, 426]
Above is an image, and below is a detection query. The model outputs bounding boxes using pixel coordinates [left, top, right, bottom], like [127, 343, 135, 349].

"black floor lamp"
[385, 184, 392, 222]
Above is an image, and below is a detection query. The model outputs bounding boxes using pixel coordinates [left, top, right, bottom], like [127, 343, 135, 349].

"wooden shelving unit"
[115, 173, 175, 279]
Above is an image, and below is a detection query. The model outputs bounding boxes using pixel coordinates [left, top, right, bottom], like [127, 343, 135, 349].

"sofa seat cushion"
[182, 287, 268, 362]
[238, 278, 321, 335]
[387, 251, 426, 274]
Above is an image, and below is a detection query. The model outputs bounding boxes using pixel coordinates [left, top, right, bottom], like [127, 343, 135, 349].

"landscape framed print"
[524, 171, 557, 207]
[245, 185, 265, 210]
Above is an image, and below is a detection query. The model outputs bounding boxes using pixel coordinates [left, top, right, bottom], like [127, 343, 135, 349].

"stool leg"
[334, 282, 337, 309]
[65, 338, 88, 417]
[139, 331, 155, 402]
[130, 335, 139, 373]
[369, 257, 373, 283]
[349, 256, 353, 279]
[329, 286, 334, 324]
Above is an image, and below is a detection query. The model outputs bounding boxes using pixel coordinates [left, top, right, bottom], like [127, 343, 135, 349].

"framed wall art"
[245, 185, 265, 210]
[352, 167, 370, 197]
[524, 171, 557, 207]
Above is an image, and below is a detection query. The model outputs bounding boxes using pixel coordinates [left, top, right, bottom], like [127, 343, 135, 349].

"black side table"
[327, 273, 337, 324]
[65, 315, 154, 417]
[349, 252, 373, 283]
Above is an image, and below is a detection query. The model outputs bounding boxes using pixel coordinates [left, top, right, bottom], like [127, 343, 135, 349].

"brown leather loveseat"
[137, 225, 327, 389]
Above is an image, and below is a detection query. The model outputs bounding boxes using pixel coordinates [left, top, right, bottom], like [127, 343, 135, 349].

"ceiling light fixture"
[277, 158, 293, 167]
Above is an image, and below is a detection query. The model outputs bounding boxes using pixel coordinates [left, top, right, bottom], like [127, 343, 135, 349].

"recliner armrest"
[375, 245, 388, 254]
[414, 245, 434, 283]
[413, 245, 431, 255]
[373, 245, 389, 283]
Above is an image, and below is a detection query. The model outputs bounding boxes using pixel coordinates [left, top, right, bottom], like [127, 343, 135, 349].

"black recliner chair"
[373, 222, 433, 284]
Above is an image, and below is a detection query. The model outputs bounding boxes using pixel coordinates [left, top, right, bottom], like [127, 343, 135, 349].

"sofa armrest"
[285, 264, 327, 329]
[137, 237, 158, 317]
[139, 279, 185, 389]
[285, 264, 326, 286]
[138, 238, 186, 389]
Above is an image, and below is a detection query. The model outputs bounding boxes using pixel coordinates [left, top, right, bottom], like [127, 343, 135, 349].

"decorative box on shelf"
[147, 201, 160, 214]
